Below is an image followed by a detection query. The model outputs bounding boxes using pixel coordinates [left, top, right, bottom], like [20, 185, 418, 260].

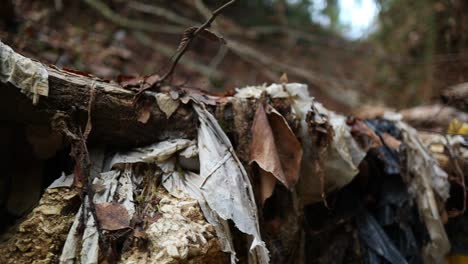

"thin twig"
[135, 0, 236, 97]
[84, 0, 184, 34]
[127, 2, 197, 26]
[161, 0, 236, 82]
[132, 31, 224, 79]
[83, 81, 96, 141]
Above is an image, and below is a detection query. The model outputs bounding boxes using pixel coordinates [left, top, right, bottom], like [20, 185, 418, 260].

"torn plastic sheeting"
[163, 105, 270, 264]
[363, 142, 426, 262]
[304, 105, 366, 203]
[60, 206, 83, 264]
[110, 139, 195, 167]
[327, 112, 366, 184]
[386, 116, 450, 201]
[0, 41, 49, 104]
[365, 119, 402, 175]
[48, 173, 74, 189]
[234, 84, 366, 204]
[60, 169, 135, 264]
[107, 104, 269, 263]
[357, 211, 408, 264]
[194, 104, 268, 263]
[60, 170, 120, 264]
[419, 132, 468, 160]
[384, 114, 451, 263]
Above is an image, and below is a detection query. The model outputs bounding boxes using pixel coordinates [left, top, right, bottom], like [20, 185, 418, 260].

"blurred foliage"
[205, 0, 340, 29]
[370, 0, 468, 106]
[5, 0, 468, 108]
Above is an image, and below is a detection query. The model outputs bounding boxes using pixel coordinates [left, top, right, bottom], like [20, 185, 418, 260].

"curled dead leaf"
[118, 74, 160, 89]
[381, 132, 402, 150]
[279, 73, 288, 83]
[348, 118, 382, 151]
[250, 104, 303, 204]
[95, 202, 131, 231]
[177, 27, 226, 52]
[137, 101, 153, 124]
[156, 93, 180, 119]
[257, 169, 277, 206]
[198, 28, 226, 44]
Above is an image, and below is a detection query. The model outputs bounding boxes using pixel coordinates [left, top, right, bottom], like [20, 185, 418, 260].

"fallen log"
[0, 66, 198, 149]
[0, 41, 460, 264]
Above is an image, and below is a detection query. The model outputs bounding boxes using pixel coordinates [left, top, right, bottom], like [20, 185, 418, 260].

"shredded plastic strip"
[384, 113, 451, 264]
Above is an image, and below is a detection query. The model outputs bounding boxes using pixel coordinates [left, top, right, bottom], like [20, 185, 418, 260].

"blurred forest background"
[1, 0, 467, 112]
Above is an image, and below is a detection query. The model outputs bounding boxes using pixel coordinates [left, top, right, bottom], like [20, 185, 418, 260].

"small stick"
[135, 0, 236, 98]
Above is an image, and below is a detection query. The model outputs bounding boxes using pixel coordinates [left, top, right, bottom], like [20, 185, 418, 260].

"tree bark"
[0, 66, 199, 149]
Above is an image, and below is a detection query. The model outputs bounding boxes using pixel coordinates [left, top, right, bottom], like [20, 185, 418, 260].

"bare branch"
[194, 0, 213, 21]
[158, 0, 236, 83]
[135, 0, 236, 97]
[127, 2, 196, 27]
[132, 31, 224, 79]
[84, 0, 184, 34]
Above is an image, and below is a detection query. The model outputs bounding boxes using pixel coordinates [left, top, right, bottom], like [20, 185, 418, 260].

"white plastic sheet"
[110, 139, 194, 167]
[163, 105, 269, 264]
[0, 41, 49, 104]
[60, 169, 136, 264]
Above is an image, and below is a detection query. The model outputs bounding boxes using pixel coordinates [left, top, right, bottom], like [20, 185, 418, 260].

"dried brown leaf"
[177, 26, 226, 52]
[177, 27, 197, 52]
[155, 93, 180, 119]
[381, 132, 402, 150]
[258, 170, 277, 206]
[119, 74, 160, 89]
[137, 101, 153, 124]
[267, 106, 303, 187]
[279, 73, 288, 83]
[95, 202, 131, 231]
[145, 74, 160, 87]
[348, 118, 382, 151]
[119, 76, 144, 88]
[250, 104, 303, 204]
[198, 28, 226, 45]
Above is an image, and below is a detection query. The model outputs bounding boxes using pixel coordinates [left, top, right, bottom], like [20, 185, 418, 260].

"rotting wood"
[0, 66, 199, 149]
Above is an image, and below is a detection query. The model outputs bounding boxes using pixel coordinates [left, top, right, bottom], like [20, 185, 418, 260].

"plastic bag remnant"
[110, 139, 195, 167]
[194, 104, 269, 263]
[385, 114, 450, 200]
[98, 104, 269, 263]
[234, 83, 366, 204]
[60, 169, 135, 264]
[357, 211, 408, 264]
[163, 105, 269, 264]
[384, 114, 451, 263]
[0, 41, 49, 104]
